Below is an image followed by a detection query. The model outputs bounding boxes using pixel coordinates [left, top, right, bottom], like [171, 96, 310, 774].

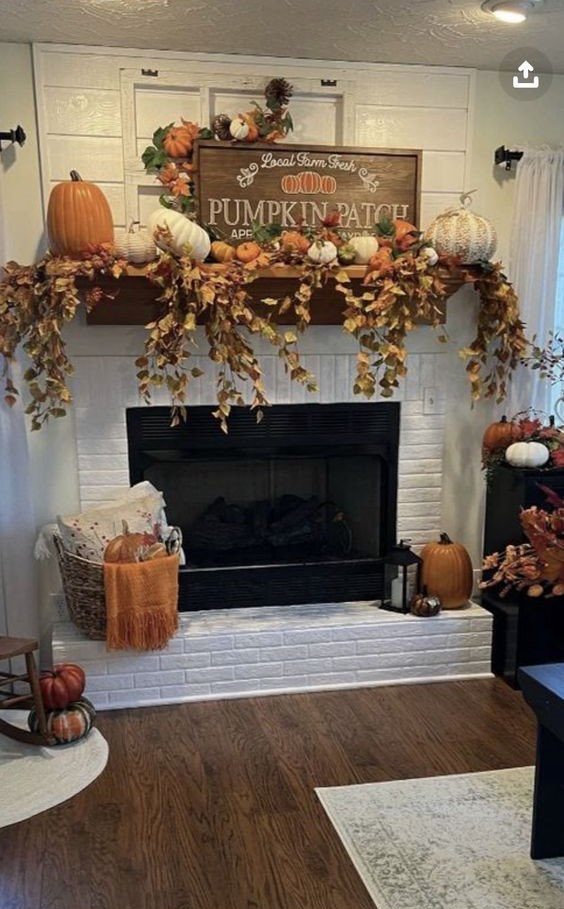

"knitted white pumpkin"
[114, 220, 157, 264]
[424, 191, 497, 265]
[147, 209, 211, 261]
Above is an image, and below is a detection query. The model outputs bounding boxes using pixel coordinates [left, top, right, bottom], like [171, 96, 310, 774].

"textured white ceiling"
[1, 0, 564, 71]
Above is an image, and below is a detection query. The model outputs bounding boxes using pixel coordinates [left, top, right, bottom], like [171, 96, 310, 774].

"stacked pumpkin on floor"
[28, 663, 96, 745]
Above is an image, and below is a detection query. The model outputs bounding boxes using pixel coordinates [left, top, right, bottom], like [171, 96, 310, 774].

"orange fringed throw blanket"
[103, 554, 179, 651]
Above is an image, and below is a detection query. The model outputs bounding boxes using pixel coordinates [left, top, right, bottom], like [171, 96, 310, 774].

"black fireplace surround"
[126, 403, 400, 611]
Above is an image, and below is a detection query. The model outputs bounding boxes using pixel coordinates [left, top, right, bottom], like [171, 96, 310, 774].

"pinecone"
[264, 78, 293, 110]
[212, 113, 232, 141]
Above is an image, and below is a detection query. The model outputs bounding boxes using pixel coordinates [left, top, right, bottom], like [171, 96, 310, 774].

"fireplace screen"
[126, 404, 399, 610]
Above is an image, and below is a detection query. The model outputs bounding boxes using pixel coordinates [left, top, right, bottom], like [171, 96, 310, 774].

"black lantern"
[381, 539, 422, 614]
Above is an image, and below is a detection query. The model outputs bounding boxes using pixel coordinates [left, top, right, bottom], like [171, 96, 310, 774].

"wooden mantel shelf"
[83, 263, 462, 326]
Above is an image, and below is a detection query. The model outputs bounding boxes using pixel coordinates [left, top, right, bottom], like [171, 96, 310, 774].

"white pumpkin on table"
[424, 191, 497, 265]
[147, 209, 211, 261]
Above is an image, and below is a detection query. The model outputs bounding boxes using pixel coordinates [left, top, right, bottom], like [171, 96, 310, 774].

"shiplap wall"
[33, 44, 473, 233]
[31, 44, 479, 557]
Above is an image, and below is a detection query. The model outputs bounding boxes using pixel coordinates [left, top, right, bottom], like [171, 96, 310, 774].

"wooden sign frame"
[194, 141, 422, 242]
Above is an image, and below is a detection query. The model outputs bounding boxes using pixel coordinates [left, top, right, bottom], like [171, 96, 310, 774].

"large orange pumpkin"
[420, 532, 473, 609]
[47, 170, 114, 257]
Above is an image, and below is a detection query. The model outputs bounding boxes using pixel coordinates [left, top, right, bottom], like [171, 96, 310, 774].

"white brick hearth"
[52, 601, 492, 711]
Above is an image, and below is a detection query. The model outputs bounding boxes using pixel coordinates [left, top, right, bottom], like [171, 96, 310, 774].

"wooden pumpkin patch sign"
[194, 141, 421, 242]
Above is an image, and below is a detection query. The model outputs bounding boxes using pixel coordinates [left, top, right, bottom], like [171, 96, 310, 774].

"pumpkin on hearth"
[47, 170, 114, 257]
[104, 521, 150, 563]
[424, 191, 497, 264]
[114, 220, 157, 264]
[420, 532, 473, 609]
[409, 590, 442, 617]
[28, 697, 96, 745]
[147, 209, 211, 261]
[505, 441, 550, 468]
[39, 663, 86, 709]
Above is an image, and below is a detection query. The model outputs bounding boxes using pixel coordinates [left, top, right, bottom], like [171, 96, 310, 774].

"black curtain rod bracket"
[494, 145, 523, 171]
[0, 125, 26, 153]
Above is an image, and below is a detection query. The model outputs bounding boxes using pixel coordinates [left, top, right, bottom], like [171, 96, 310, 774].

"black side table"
[481, 590, 564, 688]
[519, 663, 564, 859]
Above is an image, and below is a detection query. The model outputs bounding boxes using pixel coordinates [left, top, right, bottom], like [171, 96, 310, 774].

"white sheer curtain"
[0, 177, 40, 640]
[508, 148, 564, 416]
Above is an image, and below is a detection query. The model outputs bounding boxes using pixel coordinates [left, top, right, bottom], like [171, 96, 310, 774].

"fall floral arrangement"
[141, 78, 294, 216]
[481, 485, 564, 599]
[482, 413, 564, 471]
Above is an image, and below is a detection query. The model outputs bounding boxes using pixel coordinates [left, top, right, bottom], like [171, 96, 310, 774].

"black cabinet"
[483, 465, 564, 557]
[481, 590, 564, 688]
[482, 465, 564, 687]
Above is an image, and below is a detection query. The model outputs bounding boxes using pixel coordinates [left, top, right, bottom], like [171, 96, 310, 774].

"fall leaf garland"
[0, 243, 527, 432]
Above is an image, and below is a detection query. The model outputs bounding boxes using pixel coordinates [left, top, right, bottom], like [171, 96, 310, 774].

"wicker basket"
[54, 536, 107, 640]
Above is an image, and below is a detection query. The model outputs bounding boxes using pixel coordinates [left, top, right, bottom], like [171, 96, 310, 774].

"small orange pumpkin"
[104, 521, 149, 563]
[47, 170, 114, 257]
[482, 415, 515, 453]
[210, 240, 236, 262]
[163, 126, 193, 158]
[420, 532, 473, 609]
[281, 231, 311, 254]
[236, 241, 261, 263]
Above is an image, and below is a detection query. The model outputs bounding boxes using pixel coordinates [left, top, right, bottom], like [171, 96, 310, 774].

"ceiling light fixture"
[481, 0, 544, 22]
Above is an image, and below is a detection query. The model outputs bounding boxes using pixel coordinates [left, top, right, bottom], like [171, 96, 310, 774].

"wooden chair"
[0, 637, 55, 746]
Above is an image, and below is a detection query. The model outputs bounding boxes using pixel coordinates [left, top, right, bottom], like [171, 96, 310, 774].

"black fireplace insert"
[126, 403, 400, 610]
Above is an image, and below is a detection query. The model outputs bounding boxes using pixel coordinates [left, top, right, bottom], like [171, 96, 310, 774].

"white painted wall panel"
[361, 72, 470, 109]
[420, 192, 461, 229]
[355, 106, 467, 151]
[41, 51, 123, 90]
[421, 152, 466, 193]
[45, 136, 124, 182]
[43, 87, 121, 137]
[135, 87, 202, 139]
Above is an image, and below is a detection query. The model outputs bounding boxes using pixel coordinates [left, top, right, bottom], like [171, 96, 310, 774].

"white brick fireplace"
[45, 285, 494, 708]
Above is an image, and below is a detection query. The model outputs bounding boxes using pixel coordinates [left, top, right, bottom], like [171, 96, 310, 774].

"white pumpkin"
[505, 441, 550, 468]
[420, 246, 439, 267]
[229, 117, 250, 141]
[424, 191, 497, 265]
[349, 235, 379, 264]
[147, 209, 211, 261]
[114, 220, 157, 264]
[307, 240, 338, 264]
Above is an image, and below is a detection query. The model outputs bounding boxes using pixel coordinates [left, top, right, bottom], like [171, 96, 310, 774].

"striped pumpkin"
[28, 697, 96, 745]
[424, 192, 497, 265]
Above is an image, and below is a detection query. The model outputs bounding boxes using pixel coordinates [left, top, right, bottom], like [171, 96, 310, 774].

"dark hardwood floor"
[0, 679, 536, 909]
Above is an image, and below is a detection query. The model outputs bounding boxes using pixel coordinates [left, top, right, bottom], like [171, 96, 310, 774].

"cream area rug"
[0, 710, 108, 828]
[317, 767, 564, 909]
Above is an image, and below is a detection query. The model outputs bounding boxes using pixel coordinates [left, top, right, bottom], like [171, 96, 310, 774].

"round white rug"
[0, 710, 109, 829]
